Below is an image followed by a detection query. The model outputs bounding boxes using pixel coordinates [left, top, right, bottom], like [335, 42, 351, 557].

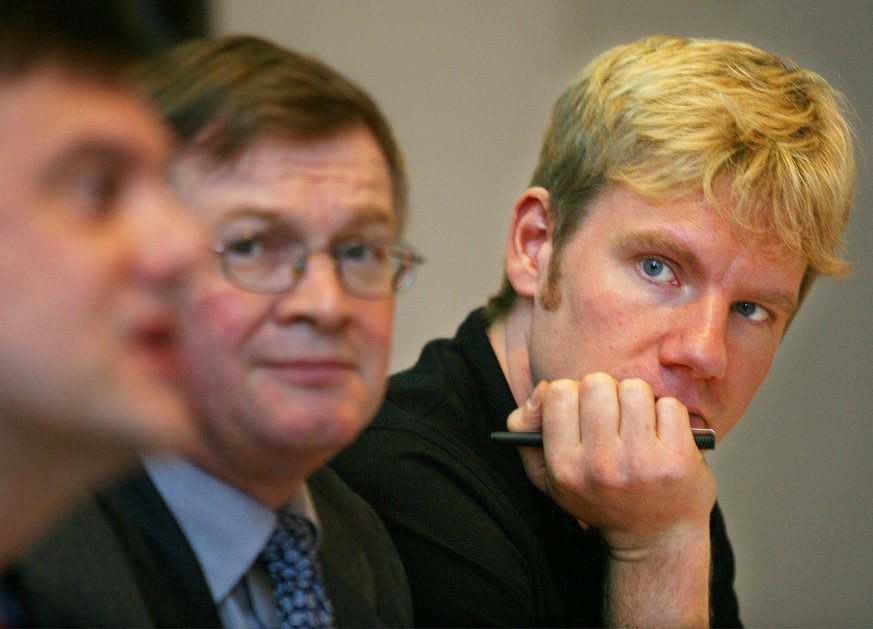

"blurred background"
[154, 1, 873, 625]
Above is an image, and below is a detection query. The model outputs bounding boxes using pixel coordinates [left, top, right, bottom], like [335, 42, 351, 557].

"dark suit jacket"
[4, 465, 413, 627]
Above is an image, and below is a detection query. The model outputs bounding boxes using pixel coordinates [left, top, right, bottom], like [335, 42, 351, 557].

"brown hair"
[137, 35, 409, 230]
[0, 0, 153, 83]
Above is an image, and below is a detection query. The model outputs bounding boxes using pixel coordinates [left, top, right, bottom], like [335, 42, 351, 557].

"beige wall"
[215, 2, 873, 625]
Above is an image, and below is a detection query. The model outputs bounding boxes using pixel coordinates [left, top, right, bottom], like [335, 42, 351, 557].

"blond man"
[333, 35, 856, 626]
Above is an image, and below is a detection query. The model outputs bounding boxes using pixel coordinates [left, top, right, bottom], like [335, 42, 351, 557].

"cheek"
[179, 289, 265, 393]
[533, 272, 655, 383]
[565, 280, 640, 350]
[357, 301, 394, 375]
[183, 286, 263, 348]
[710, 337, 781, 439]
[12, 231, 119, 347]
[727, 340, 779, 403]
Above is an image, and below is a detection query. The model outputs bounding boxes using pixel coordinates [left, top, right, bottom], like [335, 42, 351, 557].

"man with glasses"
[6, 35, 418, 627]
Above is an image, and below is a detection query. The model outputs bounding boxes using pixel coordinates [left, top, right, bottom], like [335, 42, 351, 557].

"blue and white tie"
[259, 511, 335, 628]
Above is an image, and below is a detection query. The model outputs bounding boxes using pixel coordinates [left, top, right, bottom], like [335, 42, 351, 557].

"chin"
[106, 375, 193, 451]
[271, 404, 369, 451]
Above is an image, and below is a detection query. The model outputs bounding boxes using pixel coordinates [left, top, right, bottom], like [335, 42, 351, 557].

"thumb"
[507, 380, 547, 433]
[506, 380, 548, 493]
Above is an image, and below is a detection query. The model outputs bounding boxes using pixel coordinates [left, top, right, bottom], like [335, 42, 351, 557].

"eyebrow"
[610, 230, 800, 316]
[611, 230, 698, 264]
[218, 207, 397, 232]
[752, 290, 800, 318]
[41, 141, 138, 186]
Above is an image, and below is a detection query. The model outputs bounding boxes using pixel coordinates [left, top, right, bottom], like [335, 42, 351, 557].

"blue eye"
[641, 257, 670, 278]
[734, 301, 769, 322]
[638, 256, 677, 284]
[642, 258, 662, 276]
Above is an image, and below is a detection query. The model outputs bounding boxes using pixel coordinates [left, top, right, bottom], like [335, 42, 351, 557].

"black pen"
[490, 427, 716, 450]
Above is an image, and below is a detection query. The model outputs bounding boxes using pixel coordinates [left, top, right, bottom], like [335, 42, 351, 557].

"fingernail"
[526, 380, 546, 411]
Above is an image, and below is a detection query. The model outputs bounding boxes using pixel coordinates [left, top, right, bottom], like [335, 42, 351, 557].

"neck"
[486, 300, 537, 409]
[186, 442, 324, 510]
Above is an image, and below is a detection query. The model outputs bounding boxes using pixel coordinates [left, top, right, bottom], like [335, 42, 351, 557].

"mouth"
[256, 358, 356, 386]
[131, 316, 180, 380]
[687, 412, 708, 430]
[654, 393, 709, 429]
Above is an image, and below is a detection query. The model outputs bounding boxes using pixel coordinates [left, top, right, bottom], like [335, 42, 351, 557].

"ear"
[505, 187, 552, 299]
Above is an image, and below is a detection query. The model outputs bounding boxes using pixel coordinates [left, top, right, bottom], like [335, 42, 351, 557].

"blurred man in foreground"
[0, 0, 200, 569]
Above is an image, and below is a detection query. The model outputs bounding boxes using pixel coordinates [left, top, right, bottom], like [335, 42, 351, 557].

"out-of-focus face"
[172, 126, 396, 486]
[0, 68, 201, 449]
[527, 185, 806, 442]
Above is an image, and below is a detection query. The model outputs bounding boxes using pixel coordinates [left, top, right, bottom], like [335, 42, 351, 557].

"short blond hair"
[488, 35, 856, 319]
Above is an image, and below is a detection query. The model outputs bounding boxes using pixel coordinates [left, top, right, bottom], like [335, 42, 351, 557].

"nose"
[659, 293, 729, 380]
[130, 183, 204, 286]
[272, 250, 351, 328]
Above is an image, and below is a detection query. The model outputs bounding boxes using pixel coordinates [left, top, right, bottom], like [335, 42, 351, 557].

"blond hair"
[488, 35, 856, 319]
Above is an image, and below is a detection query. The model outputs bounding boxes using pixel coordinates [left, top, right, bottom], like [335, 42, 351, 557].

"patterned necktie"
[259, 511, 335, 628]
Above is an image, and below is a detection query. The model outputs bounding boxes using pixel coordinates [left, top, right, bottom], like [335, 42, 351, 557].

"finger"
[617, 378, 657, 446]
[655, 396, 694, 449]
[508, 381, 549, 493]
[541, 379, 582, 452]
[507, 380, 547, 433]
[578, 372, 620, 450]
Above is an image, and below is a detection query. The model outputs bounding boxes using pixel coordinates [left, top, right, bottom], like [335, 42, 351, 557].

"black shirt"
[333, 308, 741, 627]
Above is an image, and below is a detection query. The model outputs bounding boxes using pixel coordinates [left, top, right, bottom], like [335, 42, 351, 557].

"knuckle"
[579, 372, 615, 395]
[543, 378, 579, 410]
[655, 395, 684, 414]
[619, 377, 652, 397]
[548, 451, 586, 488]
[586, 455, 625, 490]
[581, 371, 611, 386]
[547, 378, 578, 396]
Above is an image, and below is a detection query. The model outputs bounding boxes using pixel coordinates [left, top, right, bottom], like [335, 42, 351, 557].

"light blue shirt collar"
[143, 454, 320, 608]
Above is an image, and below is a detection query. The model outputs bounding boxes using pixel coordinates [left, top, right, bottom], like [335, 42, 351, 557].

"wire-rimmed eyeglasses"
[212, 227, 424, 299]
